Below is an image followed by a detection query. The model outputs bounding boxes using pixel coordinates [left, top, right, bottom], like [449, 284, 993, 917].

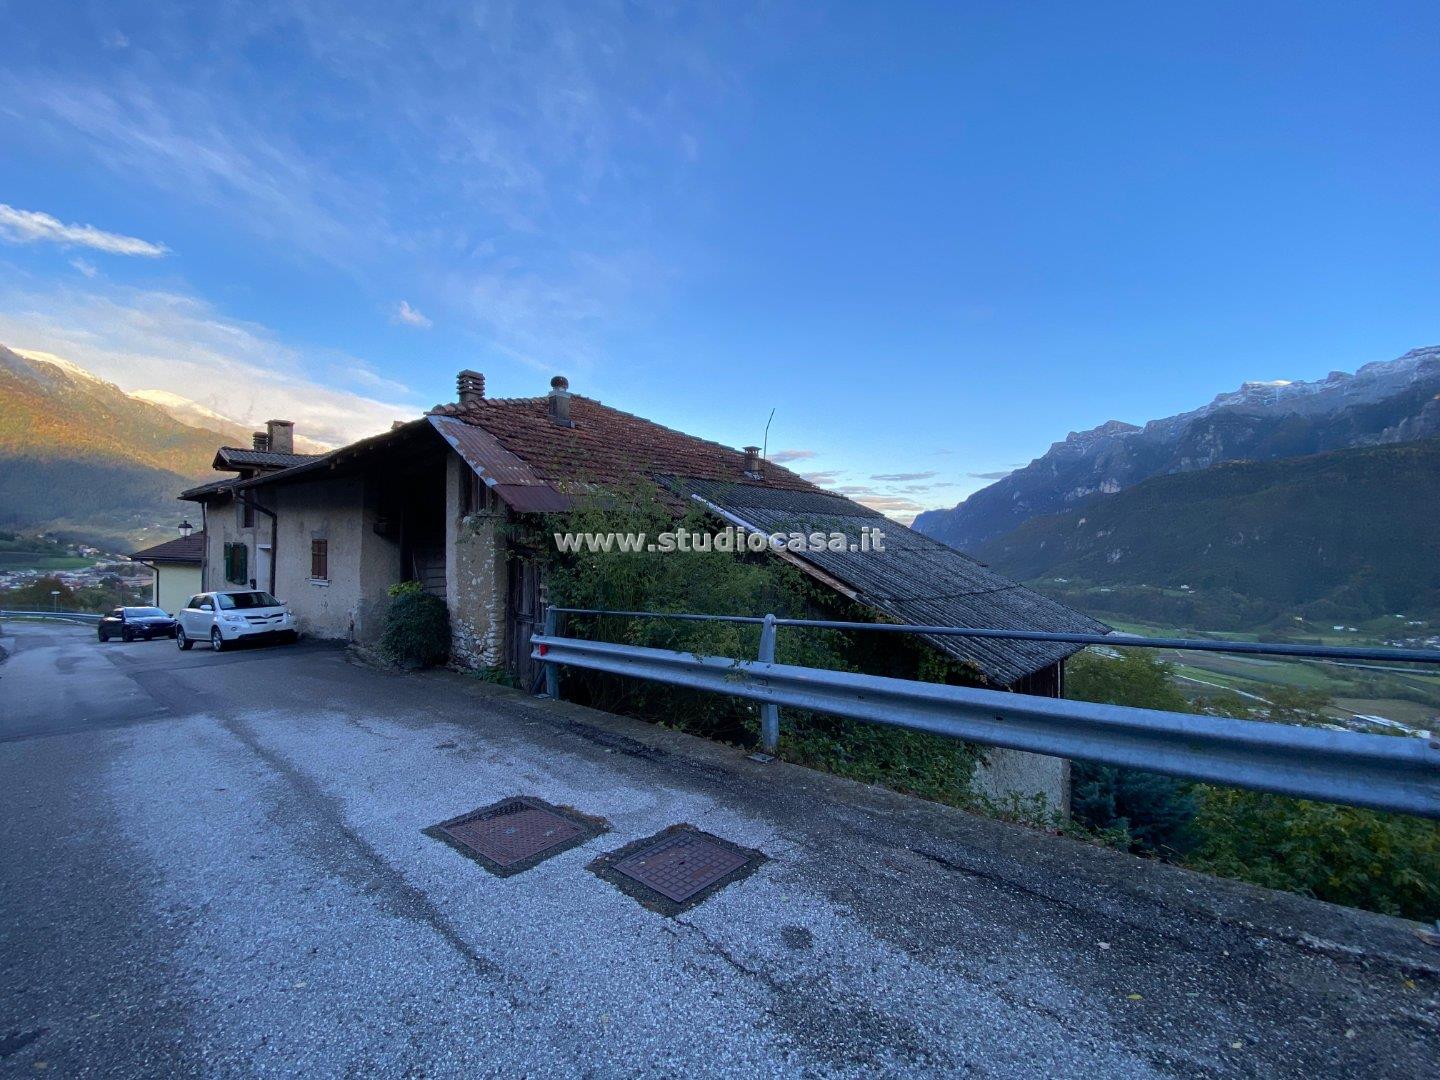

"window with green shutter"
[223, 542, 248, 584]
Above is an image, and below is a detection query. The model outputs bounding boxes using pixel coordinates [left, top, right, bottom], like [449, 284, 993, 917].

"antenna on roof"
[761, 408, 775, 460]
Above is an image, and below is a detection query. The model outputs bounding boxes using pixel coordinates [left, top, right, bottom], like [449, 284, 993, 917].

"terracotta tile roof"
[430, 395, 820, 495]
[130, 531, 206, 562]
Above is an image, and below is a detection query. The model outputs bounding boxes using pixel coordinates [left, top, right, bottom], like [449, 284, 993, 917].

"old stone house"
[183, 370, 1102, 676]
[181, 371, 1107, 805]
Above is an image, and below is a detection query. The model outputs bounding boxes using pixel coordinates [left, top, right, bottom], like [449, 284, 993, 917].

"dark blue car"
[98, 606, 178, 643]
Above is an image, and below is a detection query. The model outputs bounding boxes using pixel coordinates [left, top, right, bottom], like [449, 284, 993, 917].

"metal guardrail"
[533, 609, 1440, 819]
[547, 608, 1440, 665]
[0, 609, 103, 624]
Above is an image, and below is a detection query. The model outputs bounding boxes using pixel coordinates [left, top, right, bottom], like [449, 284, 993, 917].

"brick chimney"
[742, 446, 762, 477]
[548, 375, 573, 427]
[266, 419, 294, 454]
[252, 431, 270, 451]
[457, 370, 486, 406]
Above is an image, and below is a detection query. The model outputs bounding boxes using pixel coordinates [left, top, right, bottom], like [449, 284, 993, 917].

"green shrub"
[1067, 647, 1440, 919]
[1187, 787, 1440, 921]
[536, 480, 983, 798]
[1066, 650, 1200, 855]
[379, 589, 451, 668]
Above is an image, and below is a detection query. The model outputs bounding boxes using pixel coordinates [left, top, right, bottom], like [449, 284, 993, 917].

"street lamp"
[178, 519, 195, 538]
[50, 588, 60, 612]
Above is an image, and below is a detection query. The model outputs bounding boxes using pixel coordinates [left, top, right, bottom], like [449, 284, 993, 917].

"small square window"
[310, 539, 328, 581]
[461, 472, 489, 516]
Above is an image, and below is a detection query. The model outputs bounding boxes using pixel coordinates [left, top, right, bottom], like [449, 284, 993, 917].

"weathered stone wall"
[970, 748, 1070, 817]
[199, 477, 401, 641]
[200, 495, 262, 594]
[444, 453, 508, 668]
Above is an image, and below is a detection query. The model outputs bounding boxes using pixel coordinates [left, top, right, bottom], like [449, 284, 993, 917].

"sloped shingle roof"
[683, 482, 1108, 686]
[130, 531, 206, 563]
[214, 446, 321, 471]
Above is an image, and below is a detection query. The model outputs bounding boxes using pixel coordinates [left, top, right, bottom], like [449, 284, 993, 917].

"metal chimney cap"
[550, 375, 569, 391]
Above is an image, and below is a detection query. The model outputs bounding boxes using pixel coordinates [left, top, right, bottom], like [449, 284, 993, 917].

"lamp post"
[50, 589, 60, 612]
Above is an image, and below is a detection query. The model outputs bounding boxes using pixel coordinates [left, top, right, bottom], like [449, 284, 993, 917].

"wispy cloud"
[870, 471, 936, 482]
[70, 257, 99, 278]
[0, 5, 769, 373]
[393, 299, 432, 329]
[0, 281, 416, 445]
[770, 448, 816, 463]
[968, 470, 1013, 481]
[800, 470, 845, 487]
[344, 361, 414, 398]
[3, 77, 383, 266]
[853, 494, 926, 523]
[0, 204, 168, 257]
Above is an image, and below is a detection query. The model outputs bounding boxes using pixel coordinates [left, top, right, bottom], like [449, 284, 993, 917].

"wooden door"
[507, 557, 544, 691]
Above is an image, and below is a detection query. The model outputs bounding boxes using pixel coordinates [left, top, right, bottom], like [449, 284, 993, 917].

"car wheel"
[211, 627, 226, 652]
[177, 627, 193, 651]
[98, 629, 109, 642]
[121, 628, 133, 643]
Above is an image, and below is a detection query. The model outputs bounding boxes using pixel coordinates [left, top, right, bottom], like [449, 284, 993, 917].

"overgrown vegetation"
[1066, 649, 1440, 920]
[537, 482, 1439, 920]
[537, 482, 983, 805]
[378, 581, 452, 668]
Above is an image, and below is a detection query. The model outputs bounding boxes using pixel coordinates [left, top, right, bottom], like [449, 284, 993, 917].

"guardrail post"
[757, 613, 780, 753]
[542, 606, 560, 699]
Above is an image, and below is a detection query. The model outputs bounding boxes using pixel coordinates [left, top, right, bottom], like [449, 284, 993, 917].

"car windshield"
[217, 592, 281, 609]
[124, 607, 168, 617]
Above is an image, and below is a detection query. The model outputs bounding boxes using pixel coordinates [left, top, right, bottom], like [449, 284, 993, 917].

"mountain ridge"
[0, 344, 221, 547]
[914, 346, 1440, 551]
[973, 438, 1440, 628]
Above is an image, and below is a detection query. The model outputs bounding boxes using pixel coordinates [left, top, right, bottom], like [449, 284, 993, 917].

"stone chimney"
[457, 370, 486, 406]
[266, 419, 295, 454]
[252, 431, 270, 451]
[742, 446, 762, 477]
[548, 375, 573, 427]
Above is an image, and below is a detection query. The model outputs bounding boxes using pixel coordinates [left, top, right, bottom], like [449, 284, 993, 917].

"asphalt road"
[1, 620, 1436, 1078]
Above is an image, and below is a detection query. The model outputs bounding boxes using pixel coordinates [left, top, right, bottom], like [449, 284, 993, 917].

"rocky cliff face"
[913, 346, 1440, 551]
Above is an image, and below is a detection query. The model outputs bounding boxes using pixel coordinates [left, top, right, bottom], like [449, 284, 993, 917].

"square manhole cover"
[426, 797, 606, 876]
[591, 825, 765, 914]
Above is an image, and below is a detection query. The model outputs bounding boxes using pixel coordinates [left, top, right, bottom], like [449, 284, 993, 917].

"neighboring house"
[129, 531, 205, 615]
[179, 419, 324, 604]
[181, 372, 1108, 804]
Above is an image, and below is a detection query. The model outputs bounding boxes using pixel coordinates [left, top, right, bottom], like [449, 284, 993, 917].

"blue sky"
[1, 1, 1435, 521]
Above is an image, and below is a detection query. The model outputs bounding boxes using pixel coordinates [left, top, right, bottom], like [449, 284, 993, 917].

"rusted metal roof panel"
[493, 484, 573, 513]
[428, 415, 544, 487]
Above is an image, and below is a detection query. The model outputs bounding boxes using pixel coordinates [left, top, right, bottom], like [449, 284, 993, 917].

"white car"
[176, 590, 299, 651]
